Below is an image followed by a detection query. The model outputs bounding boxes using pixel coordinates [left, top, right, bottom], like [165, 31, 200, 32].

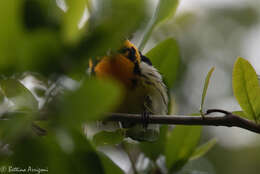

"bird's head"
[89, 40, 142, 88]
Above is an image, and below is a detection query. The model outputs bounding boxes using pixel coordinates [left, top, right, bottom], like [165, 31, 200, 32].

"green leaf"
[232, 111, 246, 118]
[190, 138, 217, 161]
[63, 0, 86, 43]
[23, 0, 62, 31]
[93, 129, 125, 146]
[139, 125, 168, 160]
[0, 0, 24, 72]
[18, 30, 62, 73]
[139, 0, 179, 50]
[62, 78, 122, 126]
[189, 113, 202, 116]
[0, 79, 38, 111]
[200, 67, 215, 114]
[6, 130, 106, 174]
[0, 88, 4, 103]
[232, 57, 260, 122]
[0, 113, 33, 142]
[52, 130, 105, 174]
[165, 126, 202, 172]
[154, 0, 179, 26]
[98, 152, 124, 174]
[146, 38, 180, 88]
[82, 0, 148, 57]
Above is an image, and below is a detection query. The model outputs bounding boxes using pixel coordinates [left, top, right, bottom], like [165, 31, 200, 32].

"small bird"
[89, 40, 168, 141]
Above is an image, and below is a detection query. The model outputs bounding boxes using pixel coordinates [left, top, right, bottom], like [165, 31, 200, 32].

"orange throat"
[94, 54, 136, 88]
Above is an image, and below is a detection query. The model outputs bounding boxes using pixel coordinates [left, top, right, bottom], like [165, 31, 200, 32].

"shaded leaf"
[232, 57, 260, 122]
[165, 126, 202, 172]
[0, 113, 33, 143]
[200, 67, 215, 114]
[190, 138, 217, 161]
[9, 136, 49, 168]
[23, 0, 62, 31]
[0, 0, 23, 72]
[93, 129, 125, 146]
[146, 38, 180, 88]
[6, 130, 106, 174]
[139, 125, 168, 160]
[18, 30, 62, 73]
[79, 0, 148, 58]
[62, 78, 122, 126]
[0, 79, 38, 111]
[0, 88, 4, 103]
[125, 125, 159, 142]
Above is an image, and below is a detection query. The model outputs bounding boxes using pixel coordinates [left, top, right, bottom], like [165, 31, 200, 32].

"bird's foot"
[141, 110, 150, 129]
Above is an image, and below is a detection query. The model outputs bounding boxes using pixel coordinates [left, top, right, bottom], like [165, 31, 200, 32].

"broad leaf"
[190, 138, 217, 161]
[232, 57, 260, 122]
[0, 0, 23, 72]
[93, 129, 125, 146]
[62, 78, 122, 126]
[0, 113, 33, 142]
[8, 130, 106, 174]
[146, 38, 180, 88]
[0, 79, 38, 111]
[18, 30, 62, 73]
[200, 67, 215, 114]
[165, 126, 202, 172]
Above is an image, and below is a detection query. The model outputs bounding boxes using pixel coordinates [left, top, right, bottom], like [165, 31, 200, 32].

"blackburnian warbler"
[89, 40, 168, 141]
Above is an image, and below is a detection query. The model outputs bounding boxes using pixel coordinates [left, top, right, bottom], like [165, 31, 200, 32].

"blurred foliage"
[58, 78, 122, 127]
[165, 126, 202, 172]
[0, 0, 195, 173]
[0, 0, 148, 75]
[0, 79, 38, 111]
[62, 0, 86, 43]
[190, 138, 218, 161]
[139, 0, 179, 50]
[140, 125, 168, 161]
[153, 2, 260, 174]
[1, 0, 259, 174]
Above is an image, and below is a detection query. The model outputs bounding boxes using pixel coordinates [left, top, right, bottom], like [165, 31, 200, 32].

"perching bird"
[88, 40, 168, 141]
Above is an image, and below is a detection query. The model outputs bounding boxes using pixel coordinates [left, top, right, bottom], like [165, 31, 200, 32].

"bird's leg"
[142, 96, 152, 129]
[141, 110, 150, 129]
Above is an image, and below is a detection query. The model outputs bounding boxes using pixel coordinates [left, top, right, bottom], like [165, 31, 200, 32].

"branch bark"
[106, 109, 260, 134]
[1, 109, 260, 134]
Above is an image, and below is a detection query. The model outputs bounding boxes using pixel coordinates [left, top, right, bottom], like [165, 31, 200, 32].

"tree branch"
[1, 109, 260, 134]
[105, 109, 260, 134]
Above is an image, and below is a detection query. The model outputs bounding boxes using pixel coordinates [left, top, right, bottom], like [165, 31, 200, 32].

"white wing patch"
[139, 62, 169, 115]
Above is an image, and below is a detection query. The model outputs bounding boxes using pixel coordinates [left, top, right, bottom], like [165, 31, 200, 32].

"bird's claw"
[142, 110, 150, 129]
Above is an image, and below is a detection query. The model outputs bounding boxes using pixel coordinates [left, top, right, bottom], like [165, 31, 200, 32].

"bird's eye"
[118, 47, 137, 62]
[119, 47, 130, 54]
